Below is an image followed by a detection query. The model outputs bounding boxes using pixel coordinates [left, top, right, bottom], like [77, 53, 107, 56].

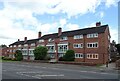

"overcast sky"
[0, 0, 119, 46]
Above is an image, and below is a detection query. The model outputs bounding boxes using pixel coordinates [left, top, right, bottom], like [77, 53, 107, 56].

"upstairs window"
[24, 44, 28, 47]
[14, 45, 16, 47]
[60, 36, 68, 41]
[31, 43, 35, 46]
[87, 42, 98, 48]
[10, 45, 12, 47]
[87, 33, 98, 38]
[18, 45, 21, 47]
[39, 39, 44, 43]
[73, 43, 83, 48]
[74, 35, 83, 39]
[48, 38, 54, 42]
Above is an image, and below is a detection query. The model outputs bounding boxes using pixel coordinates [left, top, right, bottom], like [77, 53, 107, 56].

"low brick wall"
[22, 60, 97, 66]
[57, 61, 97, 66]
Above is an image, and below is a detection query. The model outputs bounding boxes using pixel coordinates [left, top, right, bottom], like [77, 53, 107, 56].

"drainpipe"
[83, 35, 86, 62]
[28, 46, 30, 60]
[55, 42, 58, 61]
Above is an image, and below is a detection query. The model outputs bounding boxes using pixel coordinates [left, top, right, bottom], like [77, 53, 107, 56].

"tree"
[33, 46, 48, 60]
[115, 44, 120, 55]
[14, 50, 23, 61]
[0, 44, 7, 48]
[63, 50, 75, 61]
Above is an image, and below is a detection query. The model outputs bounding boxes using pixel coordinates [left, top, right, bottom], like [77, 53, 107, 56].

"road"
[1, 61, 120, 79]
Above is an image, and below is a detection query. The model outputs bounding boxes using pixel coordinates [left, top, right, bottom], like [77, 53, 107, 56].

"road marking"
[5, 63, 118, 76]
[16, 71, 43, 74]
[16, 71, 42, 79]
[35, 74, 64, 77]
[42, 67, 47, 68]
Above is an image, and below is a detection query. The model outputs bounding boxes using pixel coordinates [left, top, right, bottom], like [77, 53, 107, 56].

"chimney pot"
[38, 31, 41, 38]
[24, 37, 27, 42]
[18, 39, 20, 41]
[58, 27, 62, 36]
[96, 22, 101, 26]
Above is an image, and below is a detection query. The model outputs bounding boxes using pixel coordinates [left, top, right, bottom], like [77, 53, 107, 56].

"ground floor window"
[49, 53, 55, 58]
[87, 53, 99, 59]
[75, 53, 83, 58]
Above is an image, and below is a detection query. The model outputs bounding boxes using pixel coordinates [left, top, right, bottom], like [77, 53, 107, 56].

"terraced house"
[8, 22, 111, 64]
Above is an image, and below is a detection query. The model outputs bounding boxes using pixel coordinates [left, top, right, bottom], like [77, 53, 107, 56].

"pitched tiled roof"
[9, 24, 108, 46]
[9, 41, 24, 46]
[24, 38, 39, 44]
[40, 24, 108, 39]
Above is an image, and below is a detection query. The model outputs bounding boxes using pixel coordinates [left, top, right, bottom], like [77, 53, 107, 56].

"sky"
[0, 0, 119, 46]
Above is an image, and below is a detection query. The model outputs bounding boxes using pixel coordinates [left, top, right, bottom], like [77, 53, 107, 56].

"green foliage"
[0, 44, 7, 48]
[14, 50, 23, 61]
[63, 50, 75, 61]
[33, 46, 48, 60]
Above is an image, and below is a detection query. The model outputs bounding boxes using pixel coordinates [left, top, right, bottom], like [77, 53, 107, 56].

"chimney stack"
[38, 31, 41, 38]
[18, 39, 20, 41]
[24, 37, 27, 42]
[96, 22, 101, 26]
[58, 27, 62, 36]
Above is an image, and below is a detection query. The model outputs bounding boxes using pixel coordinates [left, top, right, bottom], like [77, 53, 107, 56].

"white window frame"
[87, 42, 98, 48]
[60, 36, 68, 41]
[10, 46, 12, 47]
[87, 53, 99, 59]
[48, 38, 54, 42]
[22, 49, 28, 55]
[18, 45, 21, 47]
[74, 35, 83, 39]
[58, 44, 68, 53]
[29, 49, 34, 55]
[39, 39, 44, 43]
[75, 53, 83, 58]
[24, 44, 28, 47]
[14, 45, 16, 47]
[31, 43, 35, 46]
[46, 44, 55, 53]
[73, 43, 83, 48]
[87, 33, 98, 38]
[37, 44, 45, 47]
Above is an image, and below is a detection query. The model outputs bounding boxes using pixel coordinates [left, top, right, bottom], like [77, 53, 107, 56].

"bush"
[2, 56, 4, 60]
[14, 50, 23, 61]
[63, 50, 75, 61]
[33, 46, 48, 60]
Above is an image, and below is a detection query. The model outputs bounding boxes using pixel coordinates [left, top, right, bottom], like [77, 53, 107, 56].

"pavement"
[1, 61, 120, 79]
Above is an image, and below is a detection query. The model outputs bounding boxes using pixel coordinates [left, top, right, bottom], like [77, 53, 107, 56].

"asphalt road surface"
[1, 61, 120, 79]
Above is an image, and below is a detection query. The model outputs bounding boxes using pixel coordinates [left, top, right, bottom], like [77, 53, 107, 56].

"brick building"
[8, 22, 111, 64]
[0, 47, 8, 57]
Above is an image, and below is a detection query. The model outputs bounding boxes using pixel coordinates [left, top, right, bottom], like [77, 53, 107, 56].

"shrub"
[2, 56, 4, 60]
[14, 50, 23, 61]
[33, 46, 48, 60]
[63, 50, 75, 61]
